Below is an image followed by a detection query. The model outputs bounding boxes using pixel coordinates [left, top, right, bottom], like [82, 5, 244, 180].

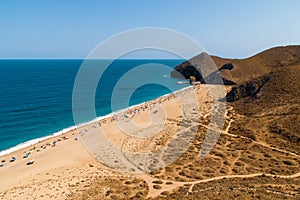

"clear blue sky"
[1, 0, 300, 58]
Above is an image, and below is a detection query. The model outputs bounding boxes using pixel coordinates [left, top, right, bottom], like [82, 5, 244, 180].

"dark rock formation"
[219, 63, 234, 71]
[205, 63, 236, 85]
[221, 78, 236, 85]
[226, 75, 271, 102]
[171, 53, 236, 85]
[171, 64, 205, 83]
[171, 52, 215, 84]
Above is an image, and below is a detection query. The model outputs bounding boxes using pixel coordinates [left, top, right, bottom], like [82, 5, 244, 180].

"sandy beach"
[0, 84, 212, 199]
[1, 82, 299, 200]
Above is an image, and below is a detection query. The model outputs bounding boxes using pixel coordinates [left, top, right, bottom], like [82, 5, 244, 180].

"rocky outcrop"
[171, 64, 205, 83]
[171, 62, 236, 85]
[226, 75, 271, 102]
[205, 63, 236, 85]
[171, 52, 236, 85]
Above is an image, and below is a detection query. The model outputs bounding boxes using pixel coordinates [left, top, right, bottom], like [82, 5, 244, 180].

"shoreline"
[0, 85, 192, 157]
[0, 83, 201, 198]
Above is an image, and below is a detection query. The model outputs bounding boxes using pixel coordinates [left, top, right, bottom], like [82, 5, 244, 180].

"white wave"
[177, 81, 189, 84]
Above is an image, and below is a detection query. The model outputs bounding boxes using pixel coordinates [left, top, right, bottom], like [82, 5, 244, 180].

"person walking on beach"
[1, 159, 5, 167]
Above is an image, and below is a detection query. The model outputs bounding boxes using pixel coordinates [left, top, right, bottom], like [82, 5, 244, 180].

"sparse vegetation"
[66, 46, 300, 200]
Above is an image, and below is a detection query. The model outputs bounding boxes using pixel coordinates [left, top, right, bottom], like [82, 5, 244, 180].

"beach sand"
[1, 83, 299, 199]
[0, 84, 213, 199]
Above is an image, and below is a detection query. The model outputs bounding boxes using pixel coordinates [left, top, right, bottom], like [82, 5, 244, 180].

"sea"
[0, 59, 187, 155]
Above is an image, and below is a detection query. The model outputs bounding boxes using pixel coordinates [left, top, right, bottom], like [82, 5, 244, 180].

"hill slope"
[227, 64, 300, 154]
[171, 45, 300, 84]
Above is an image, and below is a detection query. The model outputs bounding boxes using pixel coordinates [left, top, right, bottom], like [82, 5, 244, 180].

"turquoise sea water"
[0, 59, 185, 154]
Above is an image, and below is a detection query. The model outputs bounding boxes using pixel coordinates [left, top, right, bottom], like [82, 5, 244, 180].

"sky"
[1, 0, 300, 59]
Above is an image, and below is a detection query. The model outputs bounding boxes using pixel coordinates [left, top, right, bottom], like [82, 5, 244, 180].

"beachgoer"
[23, 153, 30, 158]
[52, 140, 57, 147]
[10, 157, 16, 162]
[27, 159, 35, 165]
[1, 160, 5, 167]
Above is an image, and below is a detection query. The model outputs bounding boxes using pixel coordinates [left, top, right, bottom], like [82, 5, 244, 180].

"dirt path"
[143, 105, 300, 198]
[87, 88, 300, 199]
[199, 111, 300, 159]
[143, 167, 300, 198]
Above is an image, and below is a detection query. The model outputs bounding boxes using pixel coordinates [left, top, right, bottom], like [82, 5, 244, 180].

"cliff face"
[171, 45, 300, 85]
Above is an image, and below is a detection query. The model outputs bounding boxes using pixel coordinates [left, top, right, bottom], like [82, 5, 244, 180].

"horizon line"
[0, 58, 186, 60]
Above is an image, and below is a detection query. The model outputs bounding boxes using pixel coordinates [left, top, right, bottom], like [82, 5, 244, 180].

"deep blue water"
[0, 59, 185, 153]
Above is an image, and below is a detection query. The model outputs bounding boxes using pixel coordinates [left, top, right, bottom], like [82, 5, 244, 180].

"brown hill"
[226, 65, 300, 153]
[171, 45, 300, 84]
[162, 46, 300, 199]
